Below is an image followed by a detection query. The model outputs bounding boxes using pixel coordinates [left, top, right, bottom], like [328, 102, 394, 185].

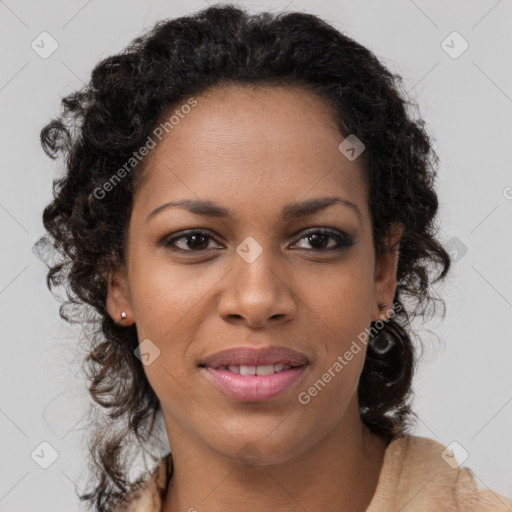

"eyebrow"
[147, 196, 362, 224]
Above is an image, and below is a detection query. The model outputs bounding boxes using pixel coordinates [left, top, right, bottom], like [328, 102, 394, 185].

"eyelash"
[161, 228, 354, 254]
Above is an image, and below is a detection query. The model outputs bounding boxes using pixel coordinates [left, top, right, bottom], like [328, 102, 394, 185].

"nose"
[217, 250, 297, 328]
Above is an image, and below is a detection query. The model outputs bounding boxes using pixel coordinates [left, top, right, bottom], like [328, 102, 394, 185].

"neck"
[161, 397, 388, 512]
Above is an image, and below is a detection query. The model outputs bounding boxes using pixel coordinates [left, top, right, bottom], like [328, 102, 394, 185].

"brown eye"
[163, 230, 222, 252]
[291, 228, 354, 252]
[161, 227, 354, 254]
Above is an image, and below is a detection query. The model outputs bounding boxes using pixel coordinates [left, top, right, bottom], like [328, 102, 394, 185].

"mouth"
[205, 363, 303, 375]
[199, 345, 309, 402]
[199, 345, 309, 369]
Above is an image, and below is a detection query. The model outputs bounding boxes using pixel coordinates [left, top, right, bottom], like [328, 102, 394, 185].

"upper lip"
[200, 346, 309, 369]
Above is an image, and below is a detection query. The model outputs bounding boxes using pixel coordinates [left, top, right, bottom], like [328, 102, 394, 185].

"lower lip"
[202, 366, 307, 402]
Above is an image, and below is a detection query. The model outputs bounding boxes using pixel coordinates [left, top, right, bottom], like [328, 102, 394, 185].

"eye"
[161, 227, 354, 254]
[162, 230, 222, 252]
[290, 228, 354, 252]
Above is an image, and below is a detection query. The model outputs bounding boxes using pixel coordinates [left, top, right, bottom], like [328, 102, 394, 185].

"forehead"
[135, 84, 368, 222]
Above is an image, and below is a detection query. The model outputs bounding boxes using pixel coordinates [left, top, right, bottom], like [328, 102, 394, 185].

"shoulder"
[367, 434, 512, 512]
[113, 453, 172, 512]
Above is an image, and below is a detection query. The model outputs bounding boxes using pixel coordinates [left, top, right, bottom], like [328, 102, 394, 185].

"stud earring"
[377, 301, 389, 321]
[120, 311, 127, 320]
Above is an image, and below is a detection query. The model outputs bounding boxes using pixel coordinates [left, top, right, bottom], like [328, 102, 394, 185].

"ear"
[371, 223, 403, 322]
[106, 268, 134, 326]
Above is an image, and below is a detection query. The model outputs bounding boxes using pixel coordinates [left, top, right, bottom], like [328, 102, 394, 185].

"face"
[107, 84, 401, 465]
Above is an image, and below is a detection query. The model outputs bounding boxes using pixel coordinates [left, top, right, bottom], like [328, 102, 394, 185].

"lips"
[199, 346, 310, 401]
[200, 345, 309, 369]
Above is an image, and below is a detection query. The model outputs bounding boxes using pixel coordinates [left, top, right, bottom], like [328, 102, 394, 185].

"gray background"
[1, 0, 511, 510]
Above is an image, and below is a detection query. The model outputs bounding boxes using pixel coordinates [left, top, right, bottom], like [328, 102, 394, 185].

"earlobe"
[372, 223, 403, 322]
[106, 271, 134, 325]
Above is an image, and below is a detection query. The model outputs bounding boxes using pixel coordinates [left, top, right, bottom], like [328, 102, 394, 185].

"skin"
[107, 84, 403, 512]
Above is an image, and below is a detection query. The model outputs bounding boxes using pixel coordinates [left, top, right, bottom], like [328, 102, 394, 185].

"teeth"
[256, 364, 274, 376]
[239, 365, 256, 376]
[219, 364, 294, 375]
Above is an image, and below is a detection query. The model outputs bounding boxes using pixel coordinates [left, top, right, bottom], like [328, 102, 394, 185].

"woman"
[38, 3, 512, 511]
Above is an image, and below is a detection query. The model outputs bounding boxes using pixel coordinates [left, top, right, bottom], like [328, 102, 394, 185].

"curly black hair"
[38, 3, 451, 511]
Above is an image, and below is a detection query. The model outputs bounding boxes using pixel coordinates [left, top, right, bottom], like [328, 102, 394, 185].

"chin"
[207, 430, 313, 468]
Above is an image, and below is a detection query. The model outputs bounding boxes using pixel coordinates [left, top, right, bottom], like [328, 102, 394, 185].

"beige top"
[115, 435, 512, 511]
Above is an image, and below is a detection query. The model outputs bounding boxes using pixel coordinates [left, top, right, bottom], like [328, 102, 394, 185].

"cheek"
[126, 249, 224, 339]
[300, 259, 374, 340]
[297, 259, 373, 396]
[125, 251, 229, 401]
[126, 258, 210, 417]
